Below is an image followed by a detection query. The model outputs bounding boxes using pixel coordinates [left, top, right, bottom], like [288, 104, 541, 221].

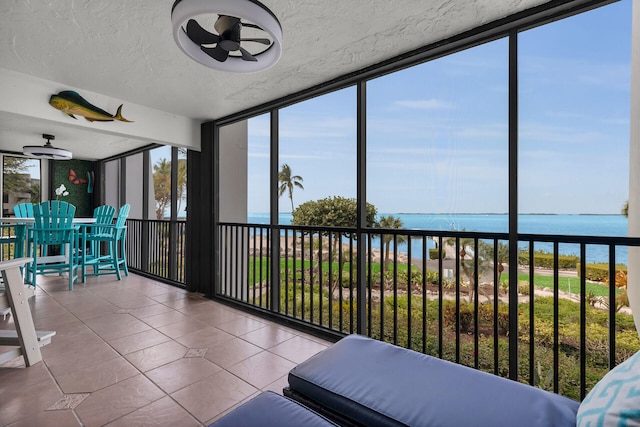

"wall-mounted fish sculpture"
[49, 90, 133, 123]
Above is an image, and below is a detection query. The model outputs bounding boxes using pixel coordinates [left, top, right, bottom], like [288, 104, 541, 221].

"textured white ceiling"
[0, 0, 548, 160]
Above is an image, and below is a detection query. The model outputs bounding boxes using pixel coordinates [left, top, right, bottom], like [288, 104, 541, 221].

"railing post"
[141, 220, 149, 275]
[271, 226, 280, 312]
[508, 29, 519, 381]
[356, 81, 367, 335]
[270, 109, 280, 313]
[169, 220, 177, 281]
[140, 153, 149, 276]
[169, 147, 178, 282]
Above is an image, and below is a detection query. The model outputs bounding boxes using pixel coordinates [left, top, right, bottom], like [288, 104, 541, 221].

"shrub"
[292, 196, 377, 230]
[442, 301, 510, 336]
[383, 269, 423, 288]
[577, 263, 627, 282]
[518, 251, 578, 269]
[443, 301, 470, 332]
[478, 303, 510, 336]
[336, 271, 354, 288]
[429, 248, 444, 260]
[444, 303, 474, 333]
[425, 270, 439, 285]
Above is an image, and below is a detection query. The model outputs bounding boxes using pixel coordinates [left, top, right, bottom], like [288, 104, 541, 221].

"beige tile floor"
[0, 273, 332, 426]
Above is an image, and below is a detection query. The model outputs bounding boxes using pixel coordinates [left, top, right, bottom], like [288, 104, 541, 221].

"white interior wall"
[104, 160, 120, 209]
[218, 120, 249, 301]
[219, 122, 248, 222]
[125, 153, 144, 219]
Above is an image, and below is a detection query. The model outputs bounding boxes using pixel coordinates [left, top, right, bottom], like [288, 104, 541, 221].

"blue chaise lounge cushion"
[208, 391, 339, 427]
[288, 334, 580, 427]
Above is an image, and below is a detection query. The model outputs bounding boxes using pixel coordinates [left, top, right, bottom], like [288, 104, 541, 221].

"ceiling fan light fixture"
[171, 0, 282, 73]
[23, 134, 72, 160]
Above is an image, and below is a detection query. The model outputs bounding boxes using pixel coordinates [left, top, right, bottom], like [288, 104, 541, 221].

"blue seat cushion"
[208, 391, 338, 427]
[288, 334, 580, 427]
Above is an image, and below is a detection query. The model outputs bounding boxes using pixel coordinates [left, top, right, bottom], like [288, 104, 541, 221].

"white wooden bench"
[0, 257, 55, 366]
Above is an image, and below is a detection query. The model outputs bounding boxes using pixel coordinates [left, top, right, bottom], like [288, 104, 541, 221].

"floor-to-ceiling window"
[1, 155, 41, 260]
[2, 155, 41, 216]
[364, 37, 510, 367]
[518, 0, 632, 395]
[151, 146, 173, 220]
[279, 88, 357, 220]
[102, 146, 188, 286]
[519, 1, 630, 233]
[210, 0, 634, 399]
[367, 38, 509, 230]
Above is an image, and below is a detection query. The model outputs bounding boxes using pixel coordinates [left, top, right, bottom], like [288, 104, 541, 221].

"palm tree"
[622, 200, 629, 217]
[278, 164, 304, 211]
[176, 152, 187, 215]
[378, 215, 407, 272]
[153, 158, 172, 219]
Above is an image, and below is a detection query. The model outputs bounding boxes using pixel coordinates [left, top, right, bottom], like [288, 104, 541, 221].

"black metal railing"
[0, 219, 186, 286]
[126, 219, 186, 286]
[0, 225, 23, 261]
[217, 222, 640, 401]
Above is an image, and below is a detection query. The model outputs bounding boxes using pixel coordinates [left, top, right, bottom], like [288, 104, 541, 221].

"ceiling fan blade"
[215, 15, 240, 35]
[240, 38, 271, 45]
[239, 47, 258, 62]
[185, 19, 219, 45]
[240, 22, 263, 30]
[201, 45, 230, 62]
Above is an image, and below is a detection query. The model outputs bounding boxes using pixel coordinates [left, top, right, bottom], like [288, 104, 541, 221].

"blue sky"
[247, 0, 631, 215]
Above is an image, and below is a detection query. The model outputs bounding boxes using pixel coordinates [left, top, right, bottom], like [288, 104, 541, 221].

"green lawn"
[501, 272, 618, 297]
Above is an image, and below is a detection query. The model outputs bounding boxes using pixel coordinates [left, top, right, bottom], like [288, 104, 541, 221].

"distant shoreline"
[246, 213, 629, 265]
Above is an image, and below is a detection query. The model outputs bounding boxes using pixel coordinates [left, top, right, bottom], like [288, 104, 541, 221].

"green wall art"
[53, 159, 95, 217]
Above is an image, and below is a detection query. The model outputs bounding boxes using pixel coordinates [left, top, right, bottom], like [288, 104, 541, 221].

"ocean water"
[246, 213, 630, 264]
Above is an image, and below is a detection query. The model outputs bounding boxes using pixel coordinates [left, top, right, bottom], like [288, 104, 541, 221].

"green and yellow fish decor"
[49, 90, 133, 123]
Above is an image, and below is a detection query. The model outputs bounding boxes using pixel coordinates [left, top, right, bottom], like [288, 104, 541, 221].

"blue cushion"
[577, 350, 640, 426]
[288, 334, 579, 427]
[208, 391, 338, 427]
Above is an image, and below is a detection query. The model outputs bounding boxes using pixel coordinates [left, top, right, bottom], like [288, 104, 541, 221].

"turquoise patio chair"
[83, 204, 130, 281]
[26, 201, 80, 290]
[12, 203, 34, 258]
[13, 203, 34, 218]
[81, 205, 116, 280]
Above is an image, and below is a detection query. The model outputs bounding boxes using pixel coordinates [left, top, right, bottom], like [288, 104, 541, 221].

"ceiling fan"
[184, 15, 271, 63]
[171, 0, 283, 73]
[23, 134, 72, 160]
